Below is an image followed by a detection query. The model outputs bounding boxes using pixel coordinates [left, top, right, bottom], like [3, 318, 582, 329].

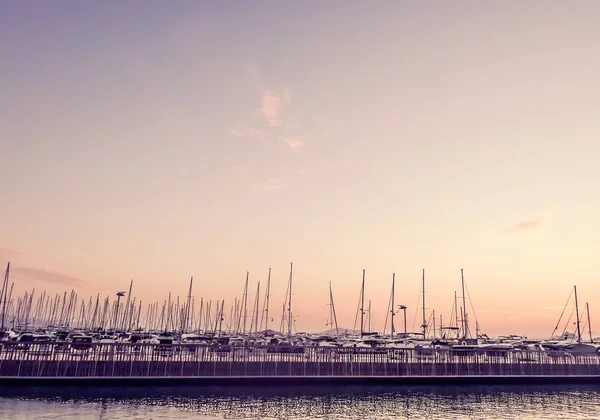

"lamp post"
[399, 305, 407, 338]
[114, 291, 126, 331]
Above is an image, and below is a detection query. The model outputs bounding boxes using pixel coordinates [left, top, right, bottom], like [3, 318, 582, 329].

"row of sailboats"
[1, 261, 598, 356]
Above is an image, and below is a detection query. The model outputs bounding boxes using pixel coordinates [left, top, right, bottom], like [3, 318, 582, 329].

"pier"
[1, 342, 600, 385]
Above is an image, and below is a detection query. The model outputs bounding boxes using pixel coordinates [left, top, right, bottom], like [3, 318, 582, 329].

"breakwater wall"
[1, 342, 599, 384]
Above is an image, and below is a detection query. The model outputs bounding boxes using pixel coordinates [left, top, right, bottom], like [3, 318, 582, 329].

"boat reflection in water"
[1, 384, 600, 419]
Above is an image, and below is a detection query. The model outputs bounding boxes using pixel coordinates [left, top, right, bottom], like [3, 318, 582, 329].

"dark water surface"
[0, 384, 598, 419]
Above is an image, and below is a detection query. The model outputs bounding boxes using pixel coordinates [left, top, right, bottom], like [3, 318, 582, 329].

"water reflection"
[1, 384, 599, 419]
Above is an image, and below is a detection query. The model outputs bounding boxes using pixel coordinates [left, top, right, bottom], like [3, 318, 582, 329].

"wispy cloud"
[231, 127, 264, 141]
[503, 219, 543, 234]
[256, 90, 291, 126]
[251, 177, 284, 191]
[0, 246, 21, 263]
[230, 163, 250, 174]
[280, 135, 304, 152]
[11, 266, 87, 287]
[297, 168, 309, 176]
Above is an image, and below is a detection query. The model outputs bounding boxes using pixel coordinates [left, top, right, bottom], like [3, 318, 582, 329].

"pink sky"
[1, 1, 600, 337]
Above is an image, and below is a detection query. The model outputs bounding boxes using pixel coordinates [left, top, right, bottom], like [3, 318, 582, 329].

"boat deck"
[1, 342, 599, 385]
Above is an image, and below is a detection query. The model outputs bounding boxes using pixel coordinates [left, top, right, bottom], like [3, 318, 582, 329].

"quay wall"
[1, 342, 599, 385]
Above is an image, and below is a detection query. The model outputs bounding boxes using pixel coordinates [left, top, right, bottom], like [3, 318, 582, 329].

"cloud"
[231, 127, 264, 141]
[0, 246, 20, 262]
[280, 135, 304, 152]
[251, 177, 284, 191]
[230, 163, 250, 174]
[11, 266, 87, 287]
[256, 90, 291, 126]
[297, 168, 309, 176]
[503, 219, 543, 234]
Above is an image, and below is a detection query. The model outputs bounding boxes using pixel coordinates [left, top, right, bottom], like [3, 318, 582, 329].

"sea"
[0, 384, 599, 419]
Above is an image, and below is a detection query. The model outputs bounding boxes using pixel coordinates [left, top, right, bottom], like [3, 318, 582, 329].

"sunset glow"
[2, 1, 600, 338]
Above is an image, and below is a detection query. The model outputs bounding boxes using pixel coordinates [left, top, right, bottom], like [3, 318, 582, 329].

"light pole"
[114, 291, 126, 331]
[399, 305, 407, 338]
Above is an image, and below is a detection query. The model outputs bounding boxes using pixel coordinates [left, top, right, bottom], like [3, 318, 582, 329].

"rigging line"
[551, 288, 574, 338]
[411, 280, 422, 333]
[448, 298, 456, 329]
[383, 285, 392, 335]
[352, 286, 362, 334]
[560, 305, 576, 339]
[580, 313, 588, 341]
[464, 280, 479, 330]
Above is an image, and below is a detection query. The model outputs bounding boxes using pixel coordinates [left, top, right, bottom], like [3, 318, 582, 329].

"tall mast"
[287, 262, 293, 337]
[121, 279, 133, 332]
[263, 267, 271, 332]
[328, 282, 334, 332]
[586, 303, 593, 343]
[252, 281, 260, 334]
[360, 269, 365, 339]
[421, 268, 426, 338]
[391, 273, 395, 339]
[1, 262, 10, 332]
[454, 291, 459, 332]
[241, 271, 249, 335]
[574, 285, 582, 343]
[461, 269, 468, 339]
[185, 276, 193, 333]
[329, 282, 339, 336]
[218, 299, 225, 337]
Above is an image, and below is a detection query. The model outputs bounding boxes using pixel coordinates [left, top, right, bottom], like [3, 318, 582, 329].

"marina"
[2, 262, 599, 385]
[1, 341, 599, 385]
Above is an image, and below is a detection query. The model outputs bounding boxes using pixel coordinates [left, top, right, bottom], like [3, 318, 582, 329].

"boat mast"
[184, 277, 193, 334]
[218, 299, 225, 337]
[241, 271, 249, 335]
[391, 273, 395, 339]
[1, 262, 10, 332]
[461, 269, 468, 339]
[287, 262, 293, 337]
[360, 269, 365, 339]
[329, 282, 339, 336]
[421, 268, 426, 338]
[586, 303, 593, 343]
[121, 279, 133, 332]
[328, 282, 333, 332]
[262, 267, 271, 332]
[252, 281, 260, 334]
[574, 285, 582, 343]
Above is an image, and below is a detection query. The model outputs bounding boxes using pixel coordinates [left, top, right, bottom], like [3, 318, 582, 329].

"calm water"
[0, 384, 598, 419]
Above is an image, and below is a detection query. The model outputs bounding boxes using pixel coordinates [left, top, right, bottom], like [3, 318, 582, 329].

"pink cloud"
[251, 177, 284, 191]
[503, 219, 544, 234]
[231, 127, 264, 141]
[11, 266, 87, 286]
[280, 135, 304, 152]
[297, 168, 309, 176]
[256, 90, 291, 126]
[0, 246, 20, 262]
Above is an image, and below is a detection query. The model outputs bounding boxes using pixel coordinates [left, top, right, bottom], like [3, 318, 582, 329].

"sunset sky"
[1, 1, 600, 338]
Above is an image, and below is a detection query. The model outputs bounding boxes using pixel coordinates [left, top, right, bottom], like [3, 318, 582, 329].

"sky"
[1, 1, 600, 338]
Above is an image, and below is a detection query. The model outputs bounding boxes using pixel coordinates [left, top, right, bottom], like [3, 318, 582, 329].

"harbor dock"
[1, 342, 599, 386]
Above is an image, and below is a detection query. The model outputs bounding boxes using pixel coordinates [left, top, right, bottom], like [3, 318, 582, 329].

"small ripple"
[0, 385, 599, 419]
